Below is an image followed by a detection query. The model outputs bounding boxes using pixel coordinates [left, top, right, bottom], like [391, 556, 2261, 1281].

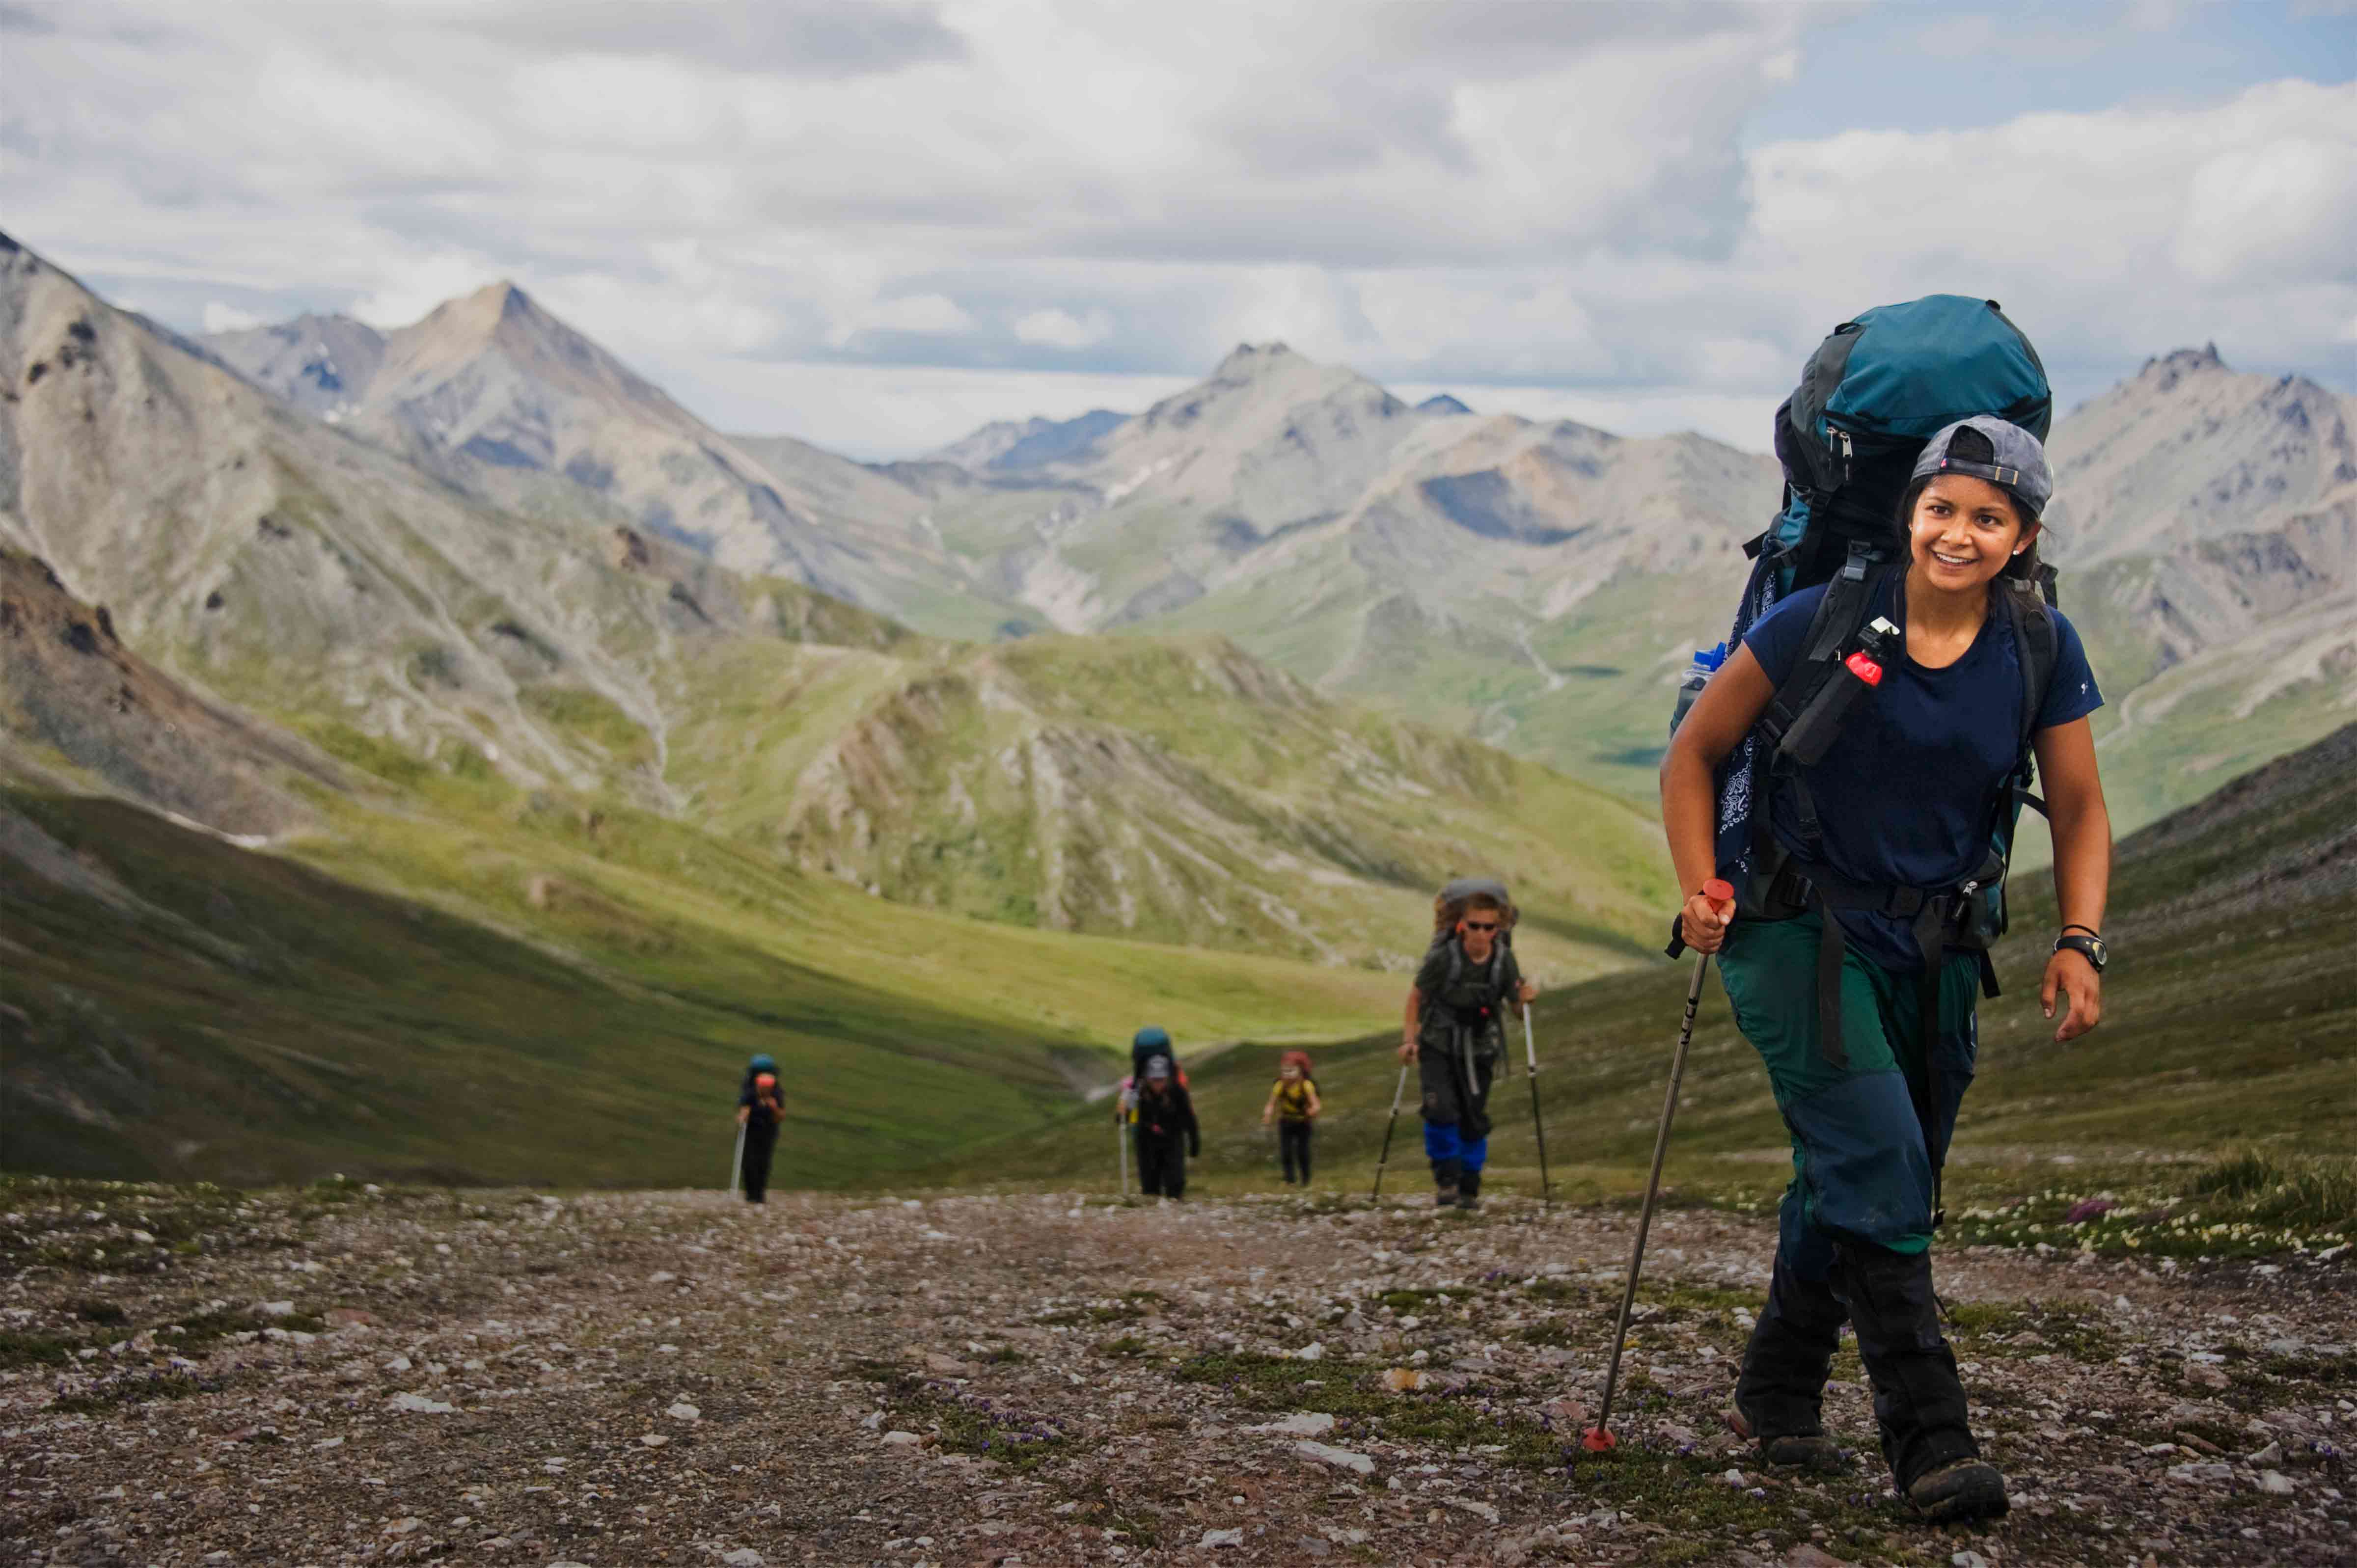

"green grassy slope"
[660, 630, 1675, 981]
[905, 724, 2357, 1205]
[1148, 562, 1732, 812]
[0, 745, 1425, 1188]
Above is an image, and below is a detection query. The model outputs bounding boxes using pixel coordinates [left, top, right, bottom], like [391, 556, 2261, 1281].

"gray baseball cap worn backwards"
[1912, 415, 2053, 520]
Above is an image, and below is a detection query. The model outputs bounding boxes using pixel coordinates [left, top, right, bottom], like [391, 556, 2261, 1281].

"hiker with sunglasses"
[1399, 892, 1536, 1209]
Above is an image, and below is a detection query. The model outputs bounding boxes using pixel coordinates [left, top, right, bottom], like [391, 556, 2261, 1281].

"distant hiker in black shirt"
[1131, 1054, 1200, 1200]
[1400, 890, 1535, 1209]
[736, 1054, 783, 1204]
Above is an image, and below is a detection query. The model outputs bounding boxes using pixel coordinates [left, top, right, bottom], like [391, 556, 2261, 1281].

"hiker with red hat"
[1261, 1050, 1322, 1186]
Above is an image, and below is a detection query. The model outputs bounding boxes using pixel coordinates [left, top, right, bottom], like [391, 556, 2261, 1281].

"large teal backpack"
[1757, 294, 2051, 592]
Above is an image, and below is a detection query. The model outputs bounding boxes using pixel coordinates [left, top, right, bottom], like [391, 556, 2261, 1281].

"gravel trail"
[4, 1184, 2350, 1566]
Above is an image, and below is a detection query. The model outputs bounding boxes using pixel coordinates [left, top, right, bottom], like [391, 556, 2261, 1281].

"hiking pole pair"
[1584, 879, 1733, 1455]
[728, 1123, 744, 1196]
[1369, 1060, 1410, 1201]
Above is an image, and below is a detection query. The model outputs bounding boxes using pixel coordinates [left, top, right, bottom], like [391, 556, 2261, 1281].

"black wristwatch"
[2053, 932, 2108, 973]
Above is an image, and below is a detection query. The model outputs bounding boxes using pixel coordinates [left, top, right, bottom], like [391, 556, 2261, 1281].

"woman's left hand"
[1516, 980, 1537, 1007]
[2040, 948, 2103, 1043]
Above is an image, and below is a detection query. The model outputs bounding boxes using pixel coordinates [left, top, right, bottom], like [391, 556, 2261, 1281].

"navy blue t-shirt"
[1742, 576, 2102, 970]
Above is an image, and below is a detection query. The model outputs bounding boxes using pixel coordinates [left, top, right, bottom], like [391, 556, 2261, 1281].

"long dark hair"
[1895, 474, 2044, 584]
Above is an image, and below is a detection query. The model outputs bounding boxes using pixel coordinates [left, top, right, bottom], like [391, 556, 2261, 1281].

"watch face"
[2064, 929, 2121, 967]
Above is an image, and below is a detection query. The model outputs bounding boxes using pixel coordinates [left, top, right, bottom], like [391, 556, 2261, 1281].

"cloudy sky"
[7, 0, 2352, 457]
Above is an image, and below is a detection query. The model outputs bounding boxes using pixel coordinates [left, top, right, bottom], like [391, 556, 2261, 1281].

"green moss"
[1944, 1302, 2121, 1363]
[0, 1331, 83, 1370]
[1171, 1352, 1562, 1468]
[51, 1371, 214, 1411]
[890, 1386, 1070, 1471]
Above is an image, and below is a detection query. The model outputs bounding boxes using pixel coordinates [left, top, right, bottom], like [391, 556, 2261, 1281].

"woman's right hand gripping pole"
[1678, 883, 1736, 954]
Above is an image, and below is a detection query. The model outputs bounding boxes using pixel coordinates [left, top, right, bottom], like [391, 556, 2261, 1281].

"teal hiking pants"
[1716, 915, 1982, 1261]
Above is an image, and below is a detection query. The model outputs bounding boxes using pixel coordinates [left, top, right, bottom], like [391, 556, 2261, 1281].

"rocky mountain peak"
[1417, 393, 1474, 416]
[2140, 343, 2228, 393]
[1212, 341, 1296, 378]
[405, 279, 546, 351]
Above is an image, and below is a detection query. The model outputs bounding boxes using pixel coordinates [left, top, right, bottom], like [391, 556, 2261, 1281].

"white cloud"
[508, 53, 732, 150]
[2175, 135, 2357, 283]
[1012, 307, 1112, 349]
[3, 0, 2349, 461]
[1740, 78, 2357, 377]
[825, 293, 976, 347]
[202, 301, 264, 333]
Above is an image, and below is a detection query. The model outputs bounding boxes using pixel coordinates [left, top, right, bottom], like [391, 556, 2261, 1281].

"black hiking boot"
[1835, 1243, 1979, 1497]
[1725, 1402, 1845, 1471]
[1731, 1250, 1847, 1469]
[1433, 1184, 1458, 1209]
[1906, 1459, 2009, 1523]
[1457, 1170, 1482, 1211]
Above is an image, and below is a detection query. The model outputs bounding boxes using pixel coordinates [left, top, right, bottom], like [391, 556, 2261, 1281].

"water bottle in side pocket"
[1669, 643, 1728, 736]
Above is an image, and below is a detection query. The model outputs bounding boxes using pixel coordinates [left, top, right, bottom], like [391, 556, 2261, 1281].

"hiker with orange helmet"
[735, 1054, 785, 1204]
[1261, 1050, 1322, 1185]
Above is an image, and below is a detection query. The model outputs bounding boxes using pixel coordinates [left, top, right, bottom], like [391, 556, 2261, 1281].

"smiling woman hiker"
[1661, 418, 2113, 1524]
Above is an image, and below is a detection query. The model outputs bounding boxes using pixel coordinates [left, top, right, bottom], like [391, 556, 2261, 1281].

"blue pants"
[1422, 1120, 1486, 1173]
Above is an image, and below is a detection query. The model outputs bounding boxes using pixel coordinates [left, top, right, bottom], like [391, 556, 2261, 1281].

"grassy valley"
[0, 755, 1416, 1189]
[903, 725, 2357, 1238]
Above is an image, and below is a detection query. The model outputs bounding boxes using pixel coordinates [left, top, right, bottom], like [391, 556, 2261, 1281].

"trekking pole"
[1117, 1108, 1130, 1200]
[1370, 1061, 1410, 1202]
[729, 1123, 744, 1196]
[1584, 879, 1733, 1455]
[1522, 1004, 1552, 1208]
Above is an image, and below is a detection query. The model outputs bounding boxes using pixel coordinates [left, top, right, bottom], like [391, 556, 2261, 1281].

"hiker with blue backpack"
[1659, 299, 2113, 1524]
[735, 1054, 785, 1204]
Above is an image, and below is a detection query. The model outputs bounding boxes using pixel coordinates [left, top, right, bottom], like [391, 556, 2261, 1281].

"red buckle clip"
[1843, 649, 1884, 686]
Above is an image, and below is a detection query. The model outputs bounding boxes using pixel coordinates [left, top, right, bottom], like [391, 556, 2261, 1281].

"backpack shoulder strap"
[1759, 541, 1893, 746]
[2001, 577, 2060, 762]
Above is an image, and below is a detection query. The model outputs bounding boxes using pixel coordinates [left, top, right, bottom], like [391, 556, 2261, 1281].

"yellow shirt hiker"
[1261, 1051, 1322, 1186]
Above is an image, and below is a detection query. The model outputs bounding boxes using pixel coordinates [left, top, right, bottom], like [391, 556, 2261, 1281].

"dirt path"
[4, 1185, 2350, 1567]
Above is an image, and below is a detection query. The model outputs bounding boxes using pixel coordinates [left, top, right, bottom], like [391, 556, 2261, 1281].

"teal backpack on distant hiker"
[1671, 297, 2062, 1081]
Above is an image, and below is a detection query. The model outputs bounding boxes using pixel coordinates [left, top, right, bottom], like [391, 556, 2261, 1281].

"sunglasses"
[1463, 920, 1500, 932]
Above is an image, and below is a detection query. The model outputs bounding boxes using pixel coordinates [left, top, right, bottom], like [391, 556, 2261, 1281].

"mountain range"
[16, 228, 2355, 894]
[0, 231, 1666, 982]
[200, 281, 2355, 836]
